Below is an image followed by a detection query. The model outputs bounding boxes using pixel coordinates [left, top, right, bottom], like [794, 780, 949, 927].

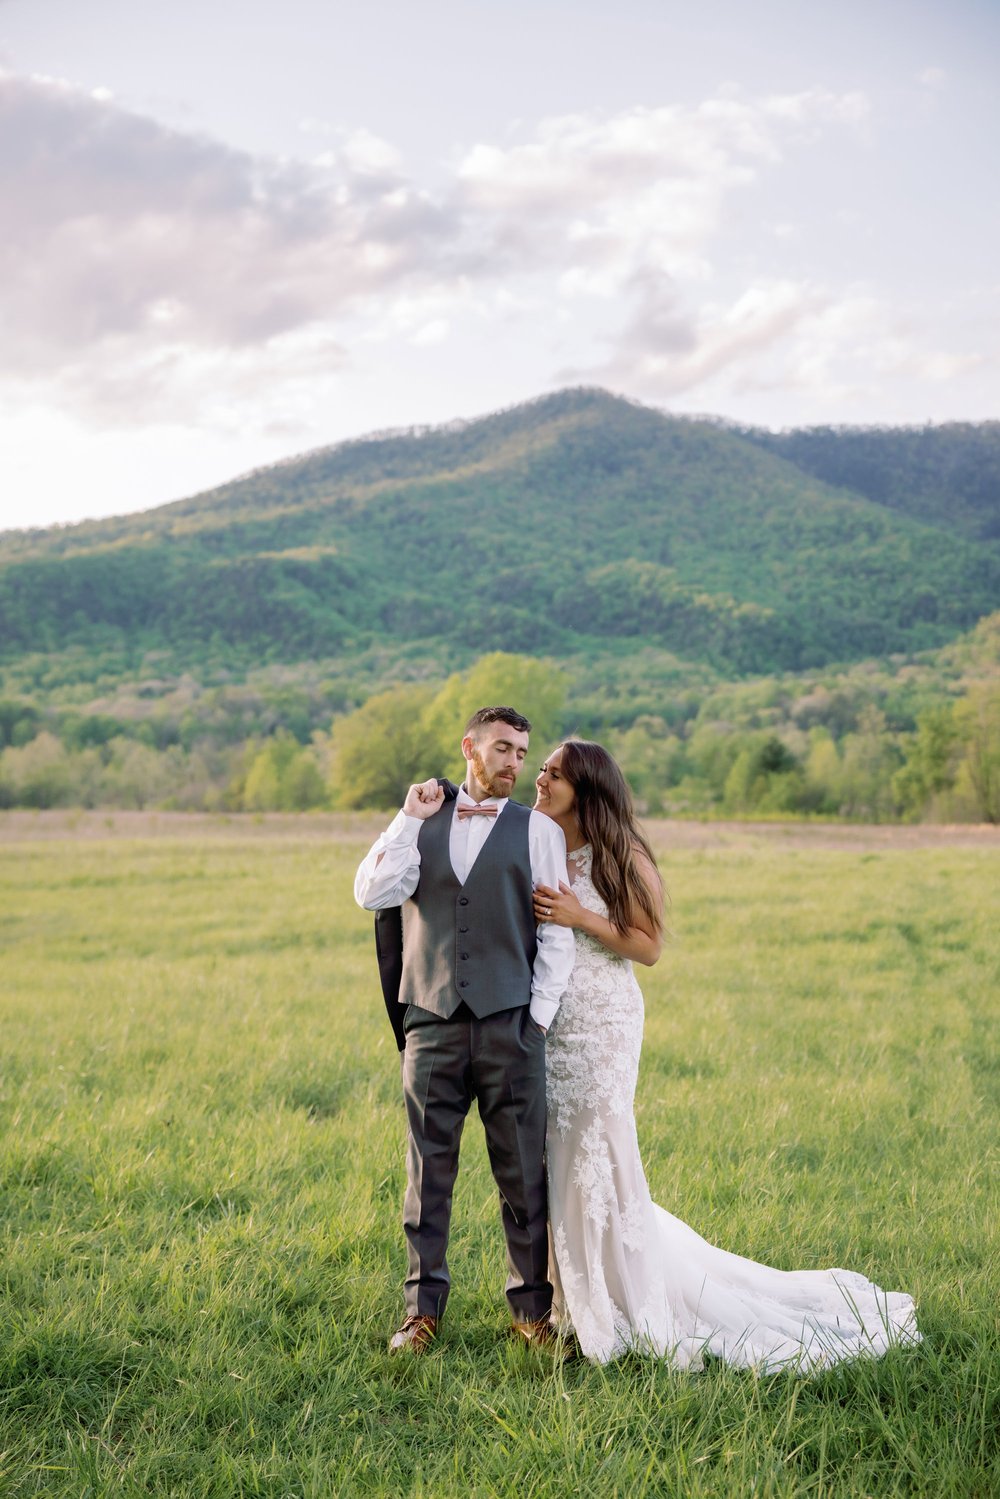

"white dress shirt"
[354, 786, 575, 1028]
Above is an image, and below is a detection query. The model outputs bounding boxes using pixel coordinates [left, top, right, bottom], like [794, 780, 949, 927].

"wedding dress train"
[545, 845, 920, 1370]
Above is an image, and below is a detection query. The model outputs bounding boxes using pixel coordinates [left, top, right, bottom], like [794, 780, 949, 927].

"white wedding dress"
[545, 844, 920, 1371]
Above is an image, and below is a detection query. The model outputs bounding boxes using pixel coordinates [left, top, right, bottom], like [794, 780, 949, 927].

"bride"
[532, 739, 920, 1370]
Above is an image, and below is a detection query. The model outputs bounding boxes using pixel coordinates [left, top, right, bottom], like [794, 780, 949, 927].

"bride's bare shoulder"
[631, 844, 662, 889]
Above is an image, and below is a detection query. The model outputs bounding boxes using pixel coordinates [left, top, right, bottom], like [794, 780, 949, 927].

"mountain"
[733, 421, 1000, 540]
[2, 389, 999, 680]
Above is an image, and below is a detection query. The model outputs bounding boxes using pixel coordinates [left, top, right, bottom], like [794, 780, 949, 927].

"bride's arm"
[533, 852, 663, 966]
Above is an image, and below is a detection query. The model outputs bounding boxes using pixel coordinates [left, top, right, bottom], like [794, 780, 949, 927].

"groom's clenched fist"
[403, 779, 445, 819]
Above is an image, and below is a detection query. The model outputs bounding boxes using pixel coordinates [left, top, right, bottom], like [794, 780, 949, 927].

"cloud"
[564, 270, 990, 419]
[453, 89, 870, 291]
[455, 100, 769, 280]
[0, 71, 455, 377]
[562, 273, 829, 397]
[0, 71, 882, 425]
[759, 89, 869, 126]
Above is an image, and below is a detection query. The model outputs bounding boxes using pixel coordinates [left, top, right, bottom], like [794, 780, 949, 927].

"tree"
[892, 706, 958, 820]
[0, 732, 74, 807]
[100, 737, 178, 809]
[953, 685, 1000, 823]
[422, 653, 568, 790]
[685, 723, 747, 803]
[242, 744, 283, 810]
[0, 699, 41, 749]
[803, 730, 843, 814]
[837, 706, 901, 821]
[282, 749, 328, 810]
[608, 718, 687, 814]
[243, 731, 328, 811]
[722, 735, 802, 813]
[330, 684, 438, 810]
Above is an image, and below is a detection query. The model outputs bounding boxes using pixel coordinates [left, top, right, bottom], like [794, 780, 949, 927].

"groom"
[354, 706, 574, 1353]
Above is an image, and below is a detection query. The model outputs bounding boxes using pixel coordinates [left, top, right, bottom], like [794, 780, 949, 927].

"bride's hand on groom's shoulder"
[534, 880, 583, 930]
[403, 779, 446, 819]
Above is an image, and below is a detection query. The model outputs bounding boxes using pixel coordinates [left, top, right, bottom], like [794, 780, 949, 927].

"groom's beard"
[470, 749, 517, 800]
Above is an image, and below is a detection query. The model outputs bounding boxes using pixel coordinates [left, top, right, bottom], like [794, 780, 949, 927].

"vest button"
[459, 980, 469, 988]
[460, 952, 469, 960]
[459, 926, 469, 933]
[458, 897, 469, 906]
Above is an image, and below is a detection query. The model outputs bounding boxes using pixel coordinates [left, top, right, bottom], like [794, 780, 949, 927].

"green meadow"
[0, 818, 997, 1498]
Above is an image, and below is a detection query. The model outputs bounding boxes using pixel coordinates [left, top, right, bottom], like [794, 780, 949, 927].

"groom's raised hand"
[403, 779, 446, 819]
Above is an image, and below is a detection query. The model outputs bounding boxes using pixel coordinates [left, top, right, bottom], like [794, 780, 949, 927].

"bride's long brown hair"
[559, 740, 664, 937]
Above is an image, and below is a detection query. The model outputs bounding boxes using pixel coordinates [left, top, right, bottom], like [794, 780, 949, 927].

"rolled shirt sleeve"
[353, 810, 424, 910]
[527, 810, 575, 1029]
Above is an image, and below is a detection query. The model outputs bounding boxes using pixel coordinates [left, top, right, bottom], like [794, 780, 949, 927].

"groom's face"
[463, 721, 530, 800]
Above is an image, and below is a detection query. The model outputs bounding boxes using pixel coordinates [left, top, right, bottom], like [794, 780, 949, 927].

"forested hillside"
[1, 389, 998, 820]
[2, 389, 998, 679]
[734, 420, 1000, 539]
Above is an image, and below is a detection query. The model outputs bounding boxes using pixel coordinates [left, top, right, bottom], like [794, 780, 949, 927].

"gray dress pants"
[401, 1002, 551, 1322]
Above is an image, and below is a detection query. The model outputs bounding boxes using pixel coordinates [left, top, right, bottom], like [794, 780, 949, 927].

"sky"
[1, 0, 998, 531]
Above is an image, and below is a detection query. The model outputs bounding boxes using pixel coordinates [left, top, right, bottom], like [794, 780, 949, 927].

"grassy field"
[0, 817, 997, 1497]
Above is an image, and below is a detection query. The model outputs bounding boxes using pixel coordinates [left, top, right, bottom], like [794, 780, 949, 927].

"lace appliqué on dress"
[545, 845, 644, 1142]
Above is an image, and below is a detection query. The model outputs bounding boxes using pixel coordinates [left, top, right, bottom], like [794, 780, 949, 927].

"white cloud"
[411, 319, 449, 346]
[6, 68, 944, 435]
[0, 71, 455, 393]
[760, 89, 869, 125]
[452, 89, 870, 291]
[359, 284, 472, 345]
[565, 270, 994, 421]
[456, 99, 770, 247]
[567, 275, 828, 398]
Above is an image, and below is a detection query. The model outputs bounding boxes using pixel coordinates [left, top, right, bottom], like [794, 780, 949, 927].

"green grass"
[0, 825, 997, 1497]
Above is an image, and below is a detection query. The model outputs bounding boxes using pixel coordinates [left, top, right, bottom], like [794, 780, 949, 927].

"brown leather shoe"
[511, 1317, 576, 1354]
[389, 1314, 438, 1354]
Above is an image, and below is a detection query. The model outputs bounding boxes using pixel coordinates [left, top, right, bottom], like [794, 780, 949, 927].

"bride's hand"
[534, 880, 583, 930]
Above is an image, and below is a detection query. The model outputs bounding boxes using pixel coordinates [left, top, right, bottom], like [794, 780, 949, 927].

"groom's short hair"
[464, 705, 532, 737]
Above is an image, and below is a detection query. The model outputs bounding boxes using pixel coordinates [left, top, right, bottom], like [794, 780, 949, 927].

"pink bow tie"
[456, 804, 498, 820]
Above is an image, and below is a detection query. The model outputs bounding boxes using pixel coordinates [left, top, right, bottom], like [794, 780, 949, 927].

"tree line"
[2, 646, 998, 823]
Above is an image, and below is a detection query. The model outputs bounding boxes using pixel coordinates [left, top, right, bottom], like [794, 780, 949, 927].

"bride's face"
[534, 746, 576, 821]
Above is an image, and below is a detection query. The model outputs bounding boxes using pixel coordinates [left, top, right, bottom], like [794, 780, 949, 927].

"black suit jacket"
[374, 778, 459, 1050]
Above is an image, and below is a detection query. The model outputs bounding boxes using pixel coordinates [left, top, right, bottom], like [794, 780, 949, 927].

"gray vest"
[399, 801, 536, 1019]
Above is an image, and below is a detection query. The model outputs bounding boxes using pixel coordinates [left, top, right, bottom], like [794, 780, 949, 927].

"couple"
[355, 706, 919, 1368]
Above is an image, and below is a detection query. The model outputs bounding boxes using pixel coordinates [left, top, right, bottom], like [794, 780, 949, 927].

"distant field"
[0, 819, 997, 1497]
[3, 808, 998, 849]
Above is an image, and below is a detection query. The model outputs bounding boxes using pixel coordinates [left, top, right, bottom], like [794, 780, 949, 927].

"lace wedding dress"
[544, 844, 920, 1370]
